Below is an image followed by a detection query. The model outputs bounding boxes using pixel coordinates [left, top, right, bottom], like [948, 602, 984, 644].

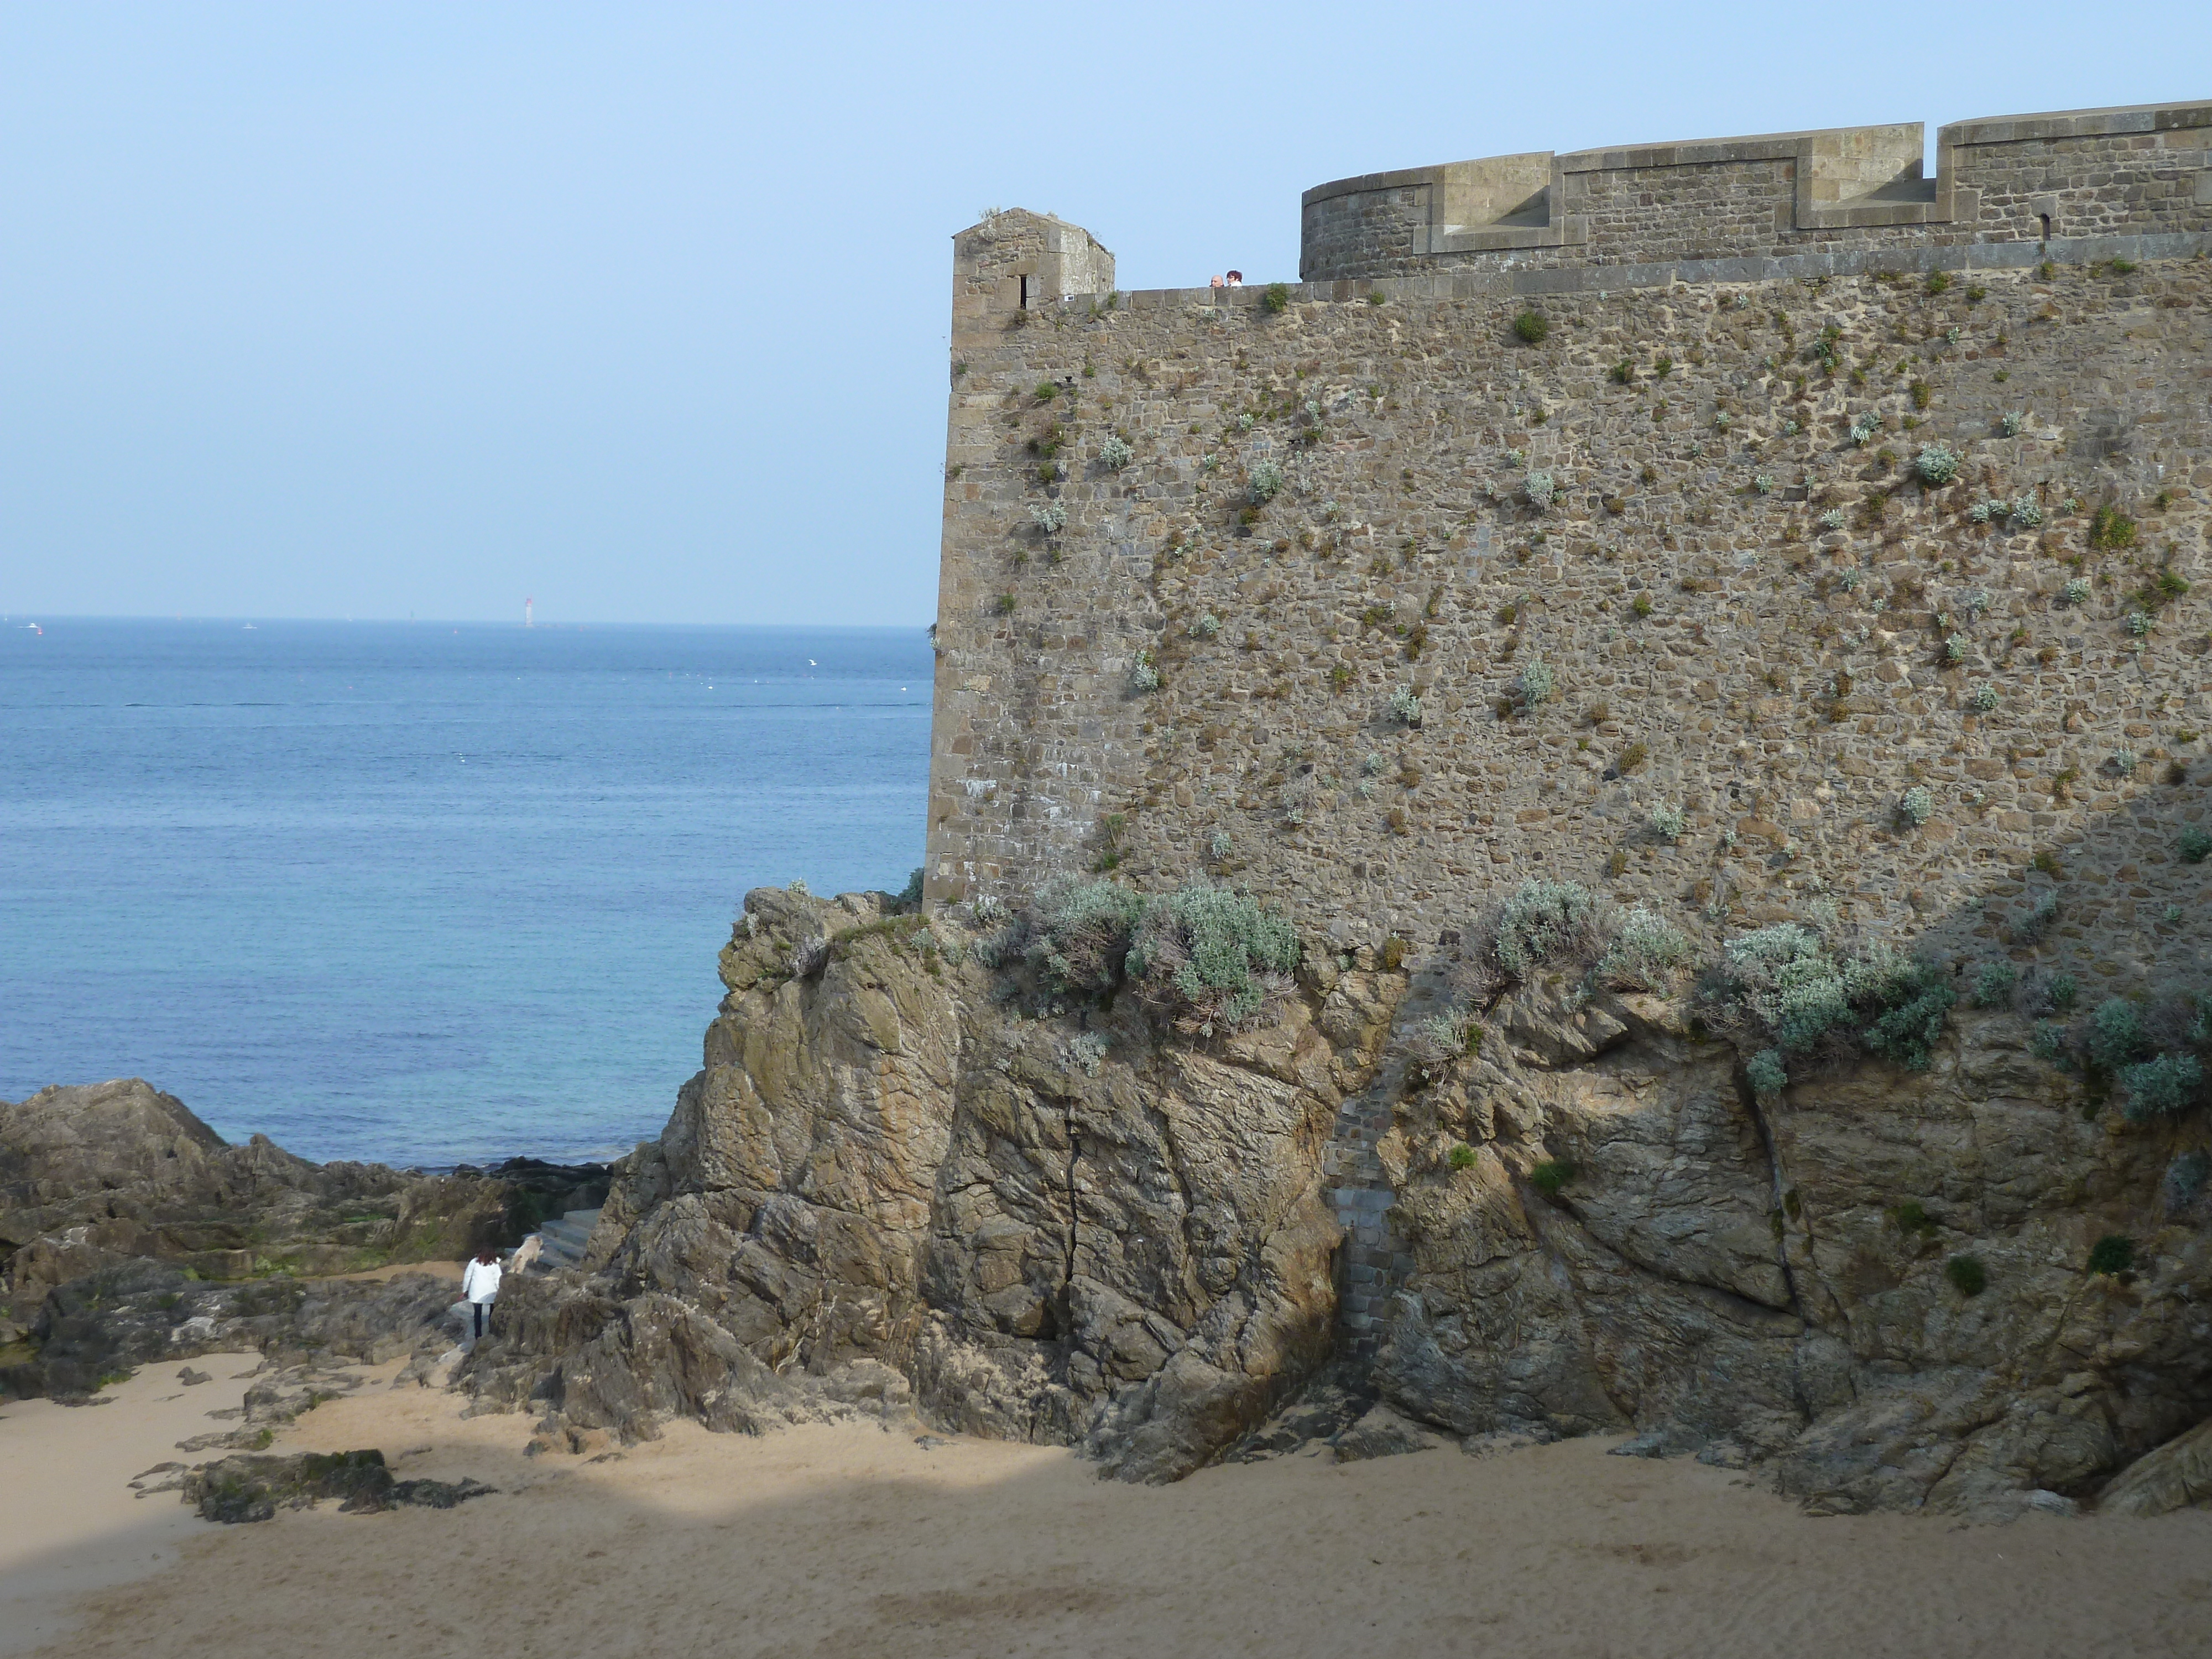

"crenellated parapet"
[1301, 101, 2212, 280]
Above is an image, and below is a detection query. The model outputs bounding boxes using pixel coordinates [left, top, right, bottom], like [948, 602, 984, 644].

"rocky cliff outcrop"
[0, 1078, 606, 1396]
[463, 883, 2212, 1519]
[466, 885, 1381, 1479]
[1375, 979, 2212, 1519]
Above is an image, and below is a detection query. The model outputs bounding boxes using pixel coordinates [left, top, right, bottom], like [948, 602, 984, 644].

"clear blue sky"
[3, 3, 2203, 625]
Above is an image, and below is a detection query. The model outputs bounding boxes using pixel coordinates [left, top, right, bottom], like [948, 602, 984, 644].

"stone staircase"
[533, 1207, 602, 1271]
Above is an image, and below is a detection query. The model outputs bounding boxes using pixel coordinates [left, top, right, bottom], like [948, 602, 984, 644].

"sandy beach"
[6, 1343, 2210, 1659]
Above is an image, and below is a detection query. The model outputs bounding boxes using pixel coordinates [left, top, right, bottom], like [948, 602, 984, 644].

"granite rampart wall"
[927, 206, 2212, 997]
[1301, 102, 2212, 281]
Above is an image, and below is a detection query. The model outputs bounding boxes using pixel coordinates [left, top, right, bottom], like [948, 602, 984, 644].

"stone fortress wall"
[1301, 101, 2212, 280]
[424, 103, 2212, 1504]
[926, 101, 2212, 1003]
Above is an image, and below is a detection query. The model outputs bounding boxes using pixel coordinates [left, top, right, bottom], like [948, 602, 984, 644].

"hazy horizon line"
[0, 612, 934, 632]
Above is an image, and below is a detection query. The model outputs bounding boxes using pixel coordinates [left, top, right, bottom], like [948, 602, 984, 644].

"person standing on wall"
[462, 1246, 502, 1341]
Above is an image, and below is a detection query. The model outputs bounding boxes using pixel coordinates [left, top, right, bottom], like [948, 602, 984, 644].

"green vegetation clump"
[1863, 972, 1959, 1071]
[1512, 310, 1550, 345]
[1029, 877, 1147, 995]
[1745, 1048, 1787, 1098]
[2088, 998, 2149, 1072]
[2180, 828, 2212, 864]
[2120, 1051, 2203, 1121]
[1516, 655, 1555, 707]
[1262, 281, 1290, 315]
[1914, 444, 1960, 486]
[2087, 1234, 2136, 1276]
[1945, 1254, 1987, 1296]
[2165, 1151, 2209, 1212]
[1404, 1011, 1469, 1073]
[1706, 921, 1955, 1072]
[1125, 884, 1300, 1032]
[1971, 961, 2017, 1008]
[2089, 503, 2137, 551]
[1467, 881, 1688, 997]
[1887, 1199, 1939, 1237]
[1488, 880, 1606, 979]
[1017, 878, 1300, 1036]
[1448, 1143, 1479, 1171]
[1529, 1158, 1575, 1197]
[1597, 907, 1691, 988]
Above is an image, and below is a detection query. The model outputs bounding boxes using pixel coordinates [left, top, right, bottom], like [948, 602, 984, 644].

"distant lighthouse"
[524, 597, 534, 629]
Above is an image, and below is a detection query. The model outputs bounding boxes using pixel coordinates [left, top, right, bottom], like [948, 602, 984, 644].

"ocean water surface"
[0, 618, 932, 1166]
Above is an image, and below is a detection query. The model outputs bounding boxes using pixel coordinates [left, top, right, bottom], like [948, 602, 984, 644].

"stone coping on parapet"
[1940, 98, 2212, 147]
[1301, 101, 2212, 208]
[1027, 229, 2212, 316]
[1296, 102, 2209, 272]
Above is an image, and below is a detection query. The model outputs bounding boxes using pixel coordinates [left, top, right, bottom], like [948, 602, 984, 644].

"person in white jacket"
[461, 1248, 502, 1340]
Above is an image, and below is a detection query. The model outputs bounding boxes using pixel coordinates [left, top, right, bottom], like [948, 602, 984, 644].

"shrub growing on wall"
[1126, 884, 1301, 1033]
[1745, 1048, 1788, 1098]
[1704, 921, 1955, 1071]
[2120, 1051, 2203, 1121]
[1016, 879, 1300, 1036]
[1485, 880, 1608, 980]
[1598, 907, 1691, 988]
[1915, 444, 1961, 486]
[1029, 877, 1147, 996]
[2088, 997, 2149, 1072]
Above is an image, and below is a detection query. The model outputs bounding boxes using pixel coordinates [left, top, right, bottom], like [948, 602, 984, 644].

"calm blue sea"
[0, 618, 932, 1167]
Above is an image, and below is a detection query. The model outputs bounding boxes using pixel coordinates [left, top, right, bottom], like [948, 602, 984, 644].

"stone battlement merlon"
[1300, 100, 2212, 280]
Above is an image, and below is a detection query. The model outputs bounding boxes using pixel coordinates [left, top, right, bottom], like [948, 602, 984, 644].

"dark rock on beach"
[0, 1077, 606, 1400]
[181, 1448, 495, 1523]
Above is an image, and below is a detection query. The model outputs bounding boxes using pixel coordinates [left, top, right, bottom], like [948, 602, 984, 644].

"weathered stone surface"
[457, 883, 2212, 1512]
[7, 1256, 463, 1401]
[462, 888, 1347, 1478]
[0, 1078, 608, 1399]
[1368, 968, 2212, 1516]
[1, 1078, 605, 1323]
[1301, 104, 2212, 282]
[180, 1449, 493, 1524]
[925, 210, 2212, 1025]
[2099, 1413, 2212, 1515]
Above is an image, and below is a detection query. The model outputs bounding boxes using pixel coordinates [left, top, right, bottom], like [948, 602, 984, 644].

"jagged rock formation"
[464, 884, 2212, 1519]
[465, 885, 1385, 1479]
[178, 1449, 494, 1523]
[14, 1255, 467, 1401]
[1376, 975, 2212, 1519]
[0, 1078, 606, 1396]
